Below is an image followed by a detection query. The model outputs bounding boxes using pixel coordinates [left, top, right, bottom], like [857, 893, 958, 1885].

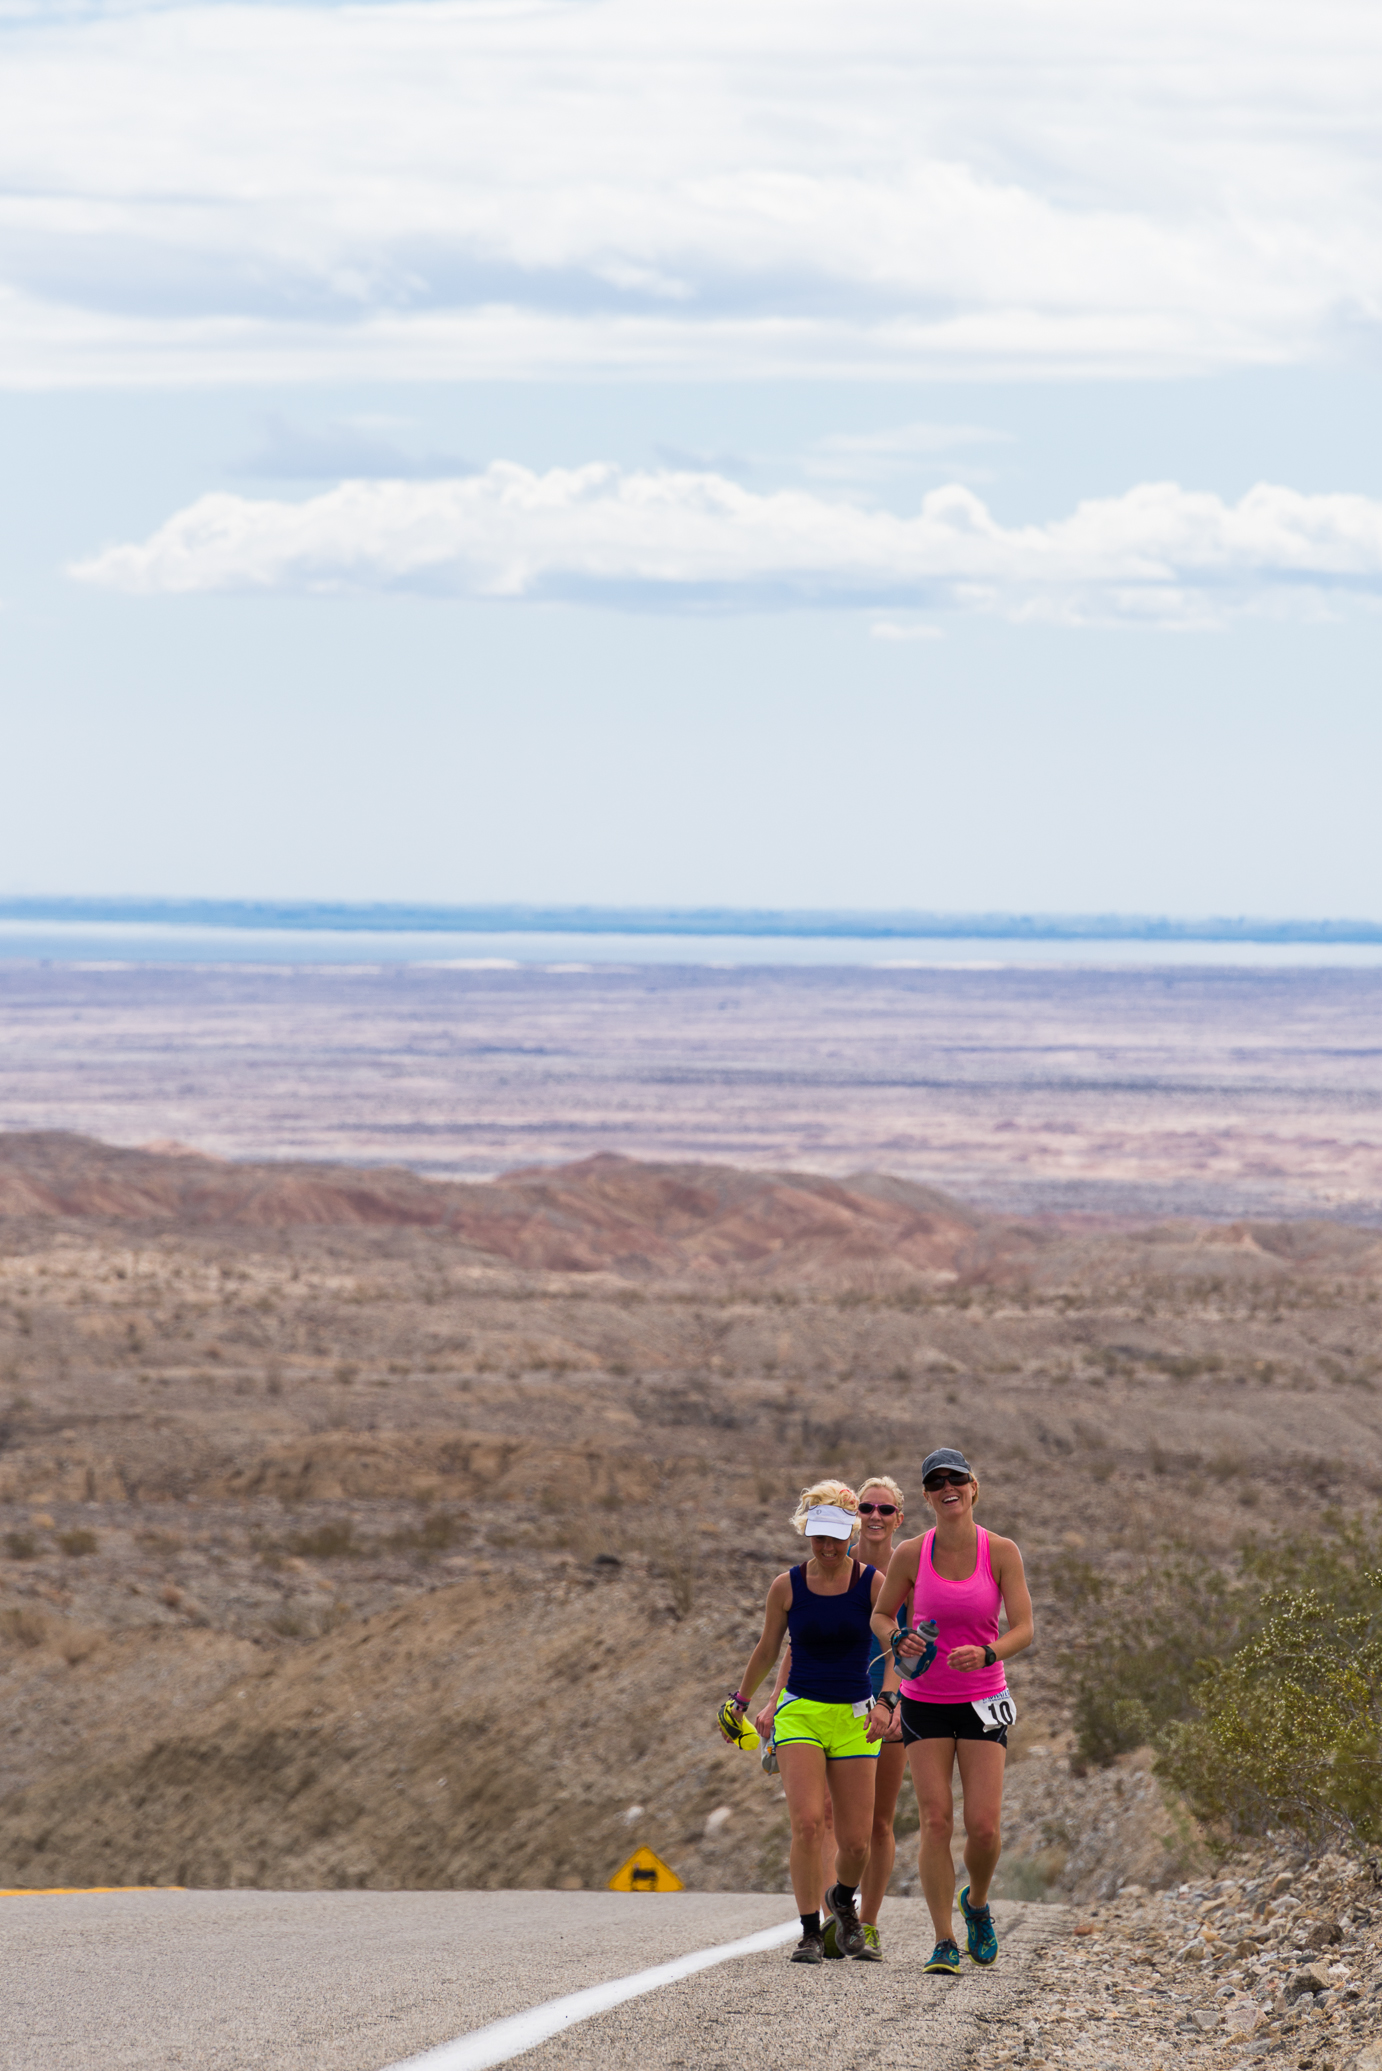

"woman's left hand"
[947, 1645, 990, 1673]
[865, 1700, 892, 1743]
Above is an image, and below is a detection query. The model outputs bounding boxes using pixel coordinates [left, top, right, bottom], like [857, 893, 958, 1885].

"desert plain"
[4, 960, 1382, 2071]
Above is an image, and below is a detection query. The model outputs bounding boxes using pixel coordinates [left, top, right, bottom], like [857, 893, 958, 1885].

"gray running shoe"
[790, 1929, 825, 1965]
[824, 1882, 866, 1959]
[857, 1922, 883, 1961]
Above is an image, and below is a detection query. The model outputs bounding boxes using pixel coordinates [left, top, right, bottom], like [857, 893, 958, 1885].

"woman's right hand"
[754, 1699, 776, 1741]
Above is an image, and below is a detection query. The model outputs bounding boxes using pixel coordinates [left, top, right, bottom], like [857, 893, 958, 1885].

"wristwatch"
[983, 1645, 998, 1668]
[876, 1691, 900, 1714]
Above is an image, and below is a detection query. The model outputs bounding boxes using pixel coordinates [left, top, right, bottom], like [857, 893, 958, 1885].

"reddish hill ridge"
[0, 1130, 1001, 1283]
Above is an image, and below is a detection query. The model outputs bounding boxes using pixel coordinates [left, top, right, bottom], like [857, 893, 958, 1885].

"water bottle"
[716, 1696, 760, 1750]
[893, 1619, 939, 1681]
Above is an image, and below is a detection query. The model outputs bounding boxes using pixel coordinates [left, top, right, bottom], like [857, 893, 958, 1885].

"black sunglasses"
[923, 1470, 972, 1490]
[857, 1501, 897, 1516]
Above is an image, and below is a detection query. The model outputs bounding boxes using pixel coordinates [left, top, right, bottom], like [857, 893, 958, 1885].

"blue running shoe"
[959, 1885, 998, 1964]
[924, 1937, 962, 1974]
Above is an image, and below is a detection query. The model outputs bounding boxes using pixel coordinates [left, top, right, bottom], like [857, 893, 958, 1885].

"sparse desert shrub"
[0, 1607, 48, 1647]
[996, 1853, 1056, 1901]
[389, 1509, 463, 1560]
[4, 1531, 38, 1560]
[57, 1529, 98, 1557]
[286, 1520, 359, 1559]
[649, 1539, 697, 1619]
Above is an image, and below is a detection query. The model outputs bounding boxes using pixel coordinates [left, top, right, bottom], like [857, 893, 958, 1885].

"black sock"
[801, 1912, 820, 1938]
[838, 1883, 858, 1902]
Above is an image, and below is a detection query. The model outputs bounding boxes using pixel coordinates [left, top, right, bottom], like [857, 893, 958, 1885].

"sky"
[3, 0, 1382, 917]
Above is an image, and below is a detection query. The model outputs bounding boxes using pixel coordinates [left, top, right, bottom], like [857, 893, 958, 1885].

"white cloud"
[70, 465, 1382, 625]
[0, 0, 1376, 383]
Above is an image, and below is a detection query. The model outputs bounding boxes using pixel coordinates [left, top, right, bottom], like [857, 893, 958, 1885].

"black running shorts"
[899, 1696, 1010, 1747]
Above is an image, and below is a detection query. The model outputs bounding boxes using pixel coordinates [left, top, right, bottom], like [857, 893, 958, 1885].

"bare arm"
[725, 1575, 791, 1727]
[754, 1640, 795, 1741]
[865, 1565, 902, 1740]
[870, 1538, 923, 1654]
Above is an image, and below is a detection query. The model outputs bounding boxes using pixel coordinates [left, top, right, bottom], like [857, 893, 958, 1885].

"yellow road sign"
[608, 1846, 683, 1893]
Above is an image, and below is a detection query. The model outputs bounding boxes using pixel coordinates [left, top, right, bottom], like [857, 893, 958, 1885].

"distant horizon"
[4, 895, 1382, 945]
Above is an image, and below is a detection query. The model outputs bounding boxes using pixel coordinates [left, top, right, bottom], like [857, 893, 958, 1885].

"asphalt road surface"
[2, 1889, 1056, 2071]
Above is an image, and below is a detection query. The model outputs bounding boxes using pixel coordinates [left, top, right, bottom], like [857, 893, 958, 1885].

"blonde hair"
[858, 1473, 904, 1512]
[791, 1480, 859, 1536]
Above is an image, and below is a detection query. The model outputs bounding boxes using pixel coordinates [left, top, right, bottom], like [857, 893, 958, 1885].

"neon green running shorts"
[773, 1691, 880, 1761]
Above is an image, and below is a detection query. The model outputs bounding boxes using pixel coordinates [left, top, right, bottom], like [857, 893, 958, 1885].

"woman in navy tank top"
[871, 1447, 1034, 1976]
[754, 1473, 910, 1962]
[720, 1479, 901, 1964]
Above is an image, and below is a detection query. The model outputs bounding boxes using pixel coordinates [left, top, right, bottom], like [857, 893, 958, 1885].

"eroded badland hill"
[3, 1132, 1382, 1922]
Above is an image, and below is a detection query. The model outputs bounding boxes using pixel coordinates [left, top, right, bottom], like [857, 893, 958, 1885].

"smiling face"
[924, 1471, 976, 1527]
[856, 1481, 902, 1559]
[807, 1531, 853, 1572]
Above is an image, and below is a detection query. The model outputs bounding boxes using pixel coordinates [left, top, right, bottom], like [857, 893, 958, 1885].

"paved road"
[1, 1890, 1056, 2071]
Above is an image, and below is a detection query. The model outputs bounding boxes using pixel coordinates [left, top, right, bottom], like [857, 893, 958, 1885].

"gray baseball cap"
[921, 1447, 974, 1482]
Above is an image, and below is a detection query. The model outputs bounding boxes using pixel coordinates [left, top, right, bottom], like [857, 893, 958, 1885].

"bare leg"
[908, 1734, 960, 1943]
[819, 1789, 836, 1900]
[822, 1756, 876, 1889]
[777, 1743, 830, 1916]
[861, 1739, 906, 1925]
[955, 1737, 1006, 1907]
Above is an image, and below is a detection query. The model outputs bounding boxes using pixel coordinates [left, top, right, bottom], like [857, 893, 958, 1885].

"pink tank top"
[902, 1526, 1006, 1703]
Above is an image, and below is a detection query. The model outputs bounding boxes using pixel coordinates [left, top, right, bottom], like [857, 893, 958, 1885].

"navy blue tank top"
[786, 1560, 876, 1705]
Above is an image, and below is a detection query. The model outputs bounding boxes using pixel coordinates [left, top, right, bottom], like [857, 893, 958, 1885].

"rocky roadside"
[972, 1847, 1382, 2071]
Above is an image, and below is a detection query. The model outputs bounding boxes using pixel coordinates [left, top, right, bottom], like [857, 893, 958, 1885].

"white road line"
[386, 1917, 801, 2071]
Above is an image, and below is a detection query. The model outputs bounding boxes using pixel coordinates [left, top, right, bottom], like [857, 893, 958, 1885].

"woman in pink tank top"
[870, 1446, 1034, 1976]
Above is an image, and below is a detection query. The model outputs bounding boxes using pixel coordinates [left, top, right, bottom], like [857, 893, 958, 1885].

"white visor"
[805, 1504, 856, 1540]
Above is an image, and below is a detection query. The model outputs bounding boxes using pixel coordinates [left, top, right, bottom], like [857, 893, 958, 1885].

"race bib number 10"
[971, 1690, 1016, 1734]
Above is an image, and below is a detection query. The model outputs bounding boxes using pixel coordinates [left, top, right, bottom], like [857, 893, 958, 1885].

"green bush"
[1159, 1586, 1382, 1845]
[1057, 1510, 1382, 1845]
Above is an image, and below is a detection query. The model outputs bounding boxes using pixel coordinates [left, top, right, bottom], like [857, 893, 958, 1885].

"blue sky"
[3, 0, 1381, 915]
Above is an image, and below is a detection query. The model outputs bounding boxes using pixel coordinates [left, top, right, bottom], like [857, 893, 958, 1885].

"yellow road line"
[0, 1886, 185, 1896]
